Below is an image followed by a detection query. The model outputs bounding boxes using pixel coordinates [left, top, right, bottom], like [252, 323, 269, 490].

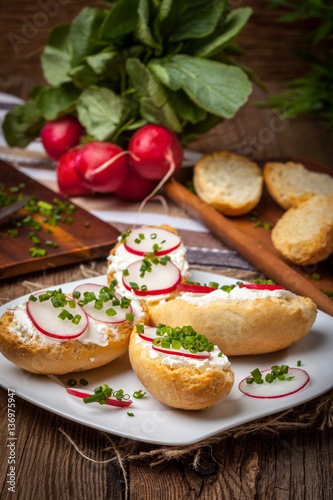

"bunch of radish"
[42, 118, 184, 200]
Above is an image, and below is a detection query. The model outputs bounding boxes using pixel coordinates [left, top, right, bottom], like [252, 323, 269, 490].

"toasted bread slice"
[272, 194, 333, 265]
[193, 151, 263, 216]
[264, 161, 333, 209]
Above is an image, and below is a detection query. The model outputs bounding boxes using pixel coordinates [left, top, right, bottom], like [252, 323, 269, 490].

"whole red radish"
[57, 149, 92, 197]
[40, 115, 84, 160]
[75, 141, 128, 193]
[128, 124, 183, 180]
[114, 162, 158, 201]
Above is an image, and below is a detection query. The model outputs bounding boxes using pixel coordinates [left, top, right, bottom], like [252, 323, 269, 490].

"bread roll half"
[0, 299, 148, 375]
[148, 288, 317, 356]
[129, 329, 234, 410]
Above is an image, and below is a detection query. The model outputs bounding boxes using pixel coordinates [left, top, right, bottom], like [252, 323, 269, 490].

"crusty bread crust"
[148, 295, 317, 356]
[263, 162, 333, 210]
[0, 309, 148, 375]
[193, 151, 263, 216]
[128, 331, 234, 410]
[271, 194, 333, 265]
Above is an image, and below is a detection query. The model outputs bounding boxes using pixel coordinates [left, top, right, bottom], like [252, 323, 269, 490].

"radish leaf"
[77, 87, 124, 140]
[149, 55, 252, 118]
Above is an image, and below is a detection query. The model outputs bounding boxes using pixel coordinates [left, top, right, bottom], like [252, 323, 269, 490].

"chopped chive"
[67, 379, 77, 387]
[297, 360, 302, 367]
[136, 324, 144, 334]
[133, 390, 146, 399]
[106, 308, 117, 317]
[312, 273, 321, 280]
[127, 412, 134, 417]
[126, 313, 134, 322]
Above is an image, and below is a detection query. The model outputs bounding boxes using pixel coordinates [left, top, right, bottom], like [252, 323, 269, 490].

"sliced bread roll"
[129, 326, 234, 410]
[193, 151, 263, 216]
[263, 161, 333, 209]
[271, 194, 333, 265]
[148, 286, 317, 356]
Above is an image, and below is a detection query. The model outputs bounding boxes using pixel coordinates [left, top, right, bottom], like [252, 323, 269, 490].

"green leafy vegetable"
[3, 0, 255, 146]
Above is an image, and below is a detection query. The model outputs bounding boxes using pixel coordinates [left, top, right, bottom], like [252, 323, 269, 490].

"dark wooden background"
[0, 2, 332, 499]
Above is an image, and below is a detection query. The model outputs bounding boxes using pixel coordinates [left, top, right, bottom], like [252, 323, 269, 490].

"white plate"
[1, 270, 332, 446]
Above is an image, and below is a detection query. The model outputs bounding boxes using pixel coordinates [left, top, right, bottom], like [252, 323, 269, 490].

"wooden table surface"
[0, 84, 333, 499]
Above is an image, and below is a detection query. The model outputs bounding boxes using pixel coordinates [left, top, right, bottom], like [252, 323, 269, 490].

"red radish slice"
[152, 344, 211, 360]
[26, 292, 88, 340]
[177, 284, 216, 294]
[138, 326, 159, 342]
[238, 368, 310, 399]
[73, 284, 132, 324]
[66, 387, 132, 407]
[239, 284, 285, 290]
[124, 227, 181, 256]
[123, 259, 181, 296]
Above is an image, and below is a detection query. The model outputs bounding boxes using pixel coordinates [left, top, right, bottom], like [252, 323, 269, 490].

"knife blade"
[0, 196, 30, 224]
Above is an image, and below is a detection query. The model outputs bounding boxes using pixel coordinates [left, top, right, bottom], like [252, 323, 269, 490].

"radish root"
[136, 147, 175, 219]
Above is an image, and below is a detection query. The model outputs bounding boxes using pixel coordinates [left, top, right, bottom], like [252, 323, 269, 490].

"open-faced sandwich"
[0, 282, 147, 374]
[148, 281, 317, 356]
[107, 225, 190, 305]
[129, 323, 234, 410]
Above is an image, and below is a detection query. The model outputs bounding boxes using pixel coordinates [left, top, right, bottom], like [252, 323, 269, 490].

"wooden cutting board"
[166, 156, 333, 316]
[0, 161, 120, 279]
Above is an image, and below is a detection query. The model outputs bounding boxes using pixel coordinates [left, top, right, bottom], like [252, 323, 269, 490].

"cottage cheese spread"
[135, 333, 231, 373]
[7, 299, 131, 347]
[107, 238, 190, 300]
[178, 286, 296, 305]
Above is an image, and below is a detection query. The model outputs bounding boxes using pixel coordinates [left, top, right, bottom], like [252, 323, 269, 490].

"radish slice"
[124, 227, 181, 256]
[177, 284, 216, 294]
[152, 344, 211, 360]
[239, 284, 285, 291]
[138, 326, 159, 342]
[66, 387, 132, 407]
[26, 292, 88, 340]
[122, 259, 181, 296]
[238, 368, 310, 399]
[73, 284, 132, 324]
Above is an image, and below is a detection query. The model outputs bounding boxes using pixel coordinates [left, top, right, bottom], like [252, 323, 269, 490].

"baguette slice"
[272, 194, 333, 265]
[193, 151, 263, 216]
[264, 161, 333, 209]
